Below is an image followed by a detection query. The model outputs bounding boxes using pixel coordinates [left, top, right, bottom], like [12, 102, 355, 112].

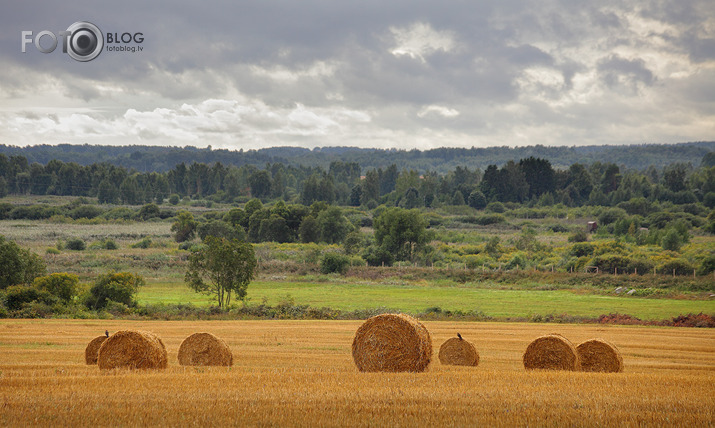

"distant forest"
[0, 141, 713, 173]
[0, 143, 713, 210]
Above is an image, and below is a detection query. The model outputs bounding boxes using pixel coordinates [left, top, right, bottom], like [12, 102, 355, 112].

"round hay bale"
[178, 332, 233, 366]
[352, 313, 432, 372]
[577, 339, 623, 373]
[523, 333, 580, 371]
[438, 336, 479, 366]
[97, 330, 168, 370]
[84, 335, 107, 365]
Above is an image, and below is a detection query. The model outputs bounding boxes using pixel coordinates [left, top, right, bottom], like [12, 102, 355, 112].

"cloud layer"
[1, 0, 713, 149]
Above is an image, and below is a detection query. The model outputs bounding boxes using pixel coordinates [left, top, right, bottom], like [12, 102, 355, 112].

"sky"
[0, 0, 713, 150]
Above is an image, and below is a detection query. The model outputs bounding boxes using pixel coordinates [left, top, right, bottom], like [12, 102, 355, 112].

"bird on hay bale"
[105, 330, 109, 337]
[457, 333, 463, 340]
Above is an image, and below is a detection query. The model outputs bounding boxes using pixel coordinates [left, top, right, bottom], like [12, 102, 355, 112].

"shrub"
[661, 229, 683, 251]
[45, 247, 60, 255]
[169, 194, 181, 205]
[658, 259, 695, 276]
[33, 273, 79, 302]
[569, 242, 594, 257]
[65, 239, 86, 251]
[86, 272, 145, 310]
[320, 253, 350, 274]
[598, 208, 627, 225]
[697, 254, 715, 275]
[627, 258, 655, 275]
[568, 229, 589, 242]
[486, 202, 505, 213]
[131, 237, 152, 249]
[103, 239, 118, 250]
[589, 254, 632, 274]
[3, 285, 57, 311]
[362, 245, 394, 267]
[68, 205, 104, 220]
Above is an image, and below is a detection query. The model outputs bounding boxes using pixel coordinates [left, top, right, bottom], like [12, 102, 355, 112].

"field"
[140, 279, 715, 320]
[1, 319, 713, 426]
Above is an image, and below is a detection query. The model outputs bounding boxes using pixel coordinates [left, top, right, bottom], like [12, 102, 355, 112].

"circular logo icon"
[66, 21, 103, 62]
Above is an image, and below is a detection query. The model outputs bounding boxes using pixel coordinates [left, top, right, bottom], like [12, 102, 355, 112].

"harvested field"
[0, 320, 714, 426]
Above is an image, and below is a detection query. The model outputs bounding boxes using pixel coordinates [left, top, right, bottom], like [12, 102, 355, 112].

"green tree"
[317, 206, 352, 244]
[467, 190, 487, 209]
[373, 207, 429, 262]
[97, 179, 119, 204]
[299, 215, 320, 243]
[248, 170, 272, 200]
[87, 272, 144, 310]
[0, 235, 46, 289]
[171, 211, 197, 242]
[185, 236, 257, 308]
[33, 273, 79, 303]
[661, 229, 683, 252]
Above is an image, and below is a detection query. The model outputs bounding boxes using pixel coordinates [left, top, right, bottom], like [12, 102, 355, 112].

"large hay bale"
[97, 330, 168, 370]
[352, 313, 432, 372]
[523, 333, 580, 371]
[438, 336, 479, 366]
[178, 332, 233, 366]
[577, 339, 624, 373]
[84, 335, 107, 365]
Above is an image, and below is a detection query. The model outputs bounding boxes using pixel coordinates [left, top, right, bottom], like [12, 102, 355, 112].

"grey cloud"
[597, 55, 655, 93]
[0, 0, 712, 149]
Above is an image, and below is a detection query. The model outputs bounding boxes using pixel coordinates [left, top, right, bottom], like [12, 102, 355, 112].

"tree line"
[0, 152, 713, 210]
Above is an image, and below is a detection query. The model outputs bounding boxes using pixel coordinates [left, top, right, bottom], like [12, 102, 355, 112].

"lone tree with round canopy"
[185, 236, 257, 309]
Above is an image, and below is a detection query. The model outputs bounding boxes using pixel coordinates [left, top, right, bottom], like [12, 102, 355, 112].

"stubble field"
[1, 319, 713, 427]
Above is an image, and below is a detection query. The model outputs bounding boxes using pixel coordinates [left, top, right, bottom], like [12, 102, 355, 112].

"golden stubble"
[1, 319, 713, 427]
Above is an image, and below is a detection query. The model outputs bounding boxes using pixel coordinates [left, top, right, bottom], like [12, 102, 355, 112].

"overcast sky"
[1, 0, 713, 150]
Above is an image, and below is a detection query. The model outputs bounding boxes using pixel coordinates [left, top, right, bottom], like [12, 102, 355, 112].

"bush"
[3, 285, 57, 311]
[168, 194, 181, 205]
[33, 273, 79, 302]
[661, 229, 683, 251]
[103, 239, 118, 250]
[86, 272, 145, 310]
[362, 245, 394, 267]
[320, 253, 350, 274]
[658, 259, 695, 276]
[68, 205, 104, 220]
[569, 242, 594, 257]
[697, 254, 715, 275]
[568, 229, 589, 242]
[589, 254, 632, 274]
[131, 237, 152, 249]
[65, 239, 86, 251]
[486, 202, 505, 213]
[598, 208, 627, 225]
[45, 247, 60, 255]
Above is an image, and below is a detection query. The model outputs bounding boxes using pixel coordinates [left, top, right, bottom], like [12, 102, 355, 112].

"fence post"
[673, 269, 675, 278]
[614, 267, 617, 275]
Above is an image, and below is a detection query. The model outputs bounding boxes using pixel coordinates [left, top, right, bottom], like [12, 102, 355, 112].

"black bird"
[105, 330, 109, 337]
[457, 333, 463, 340]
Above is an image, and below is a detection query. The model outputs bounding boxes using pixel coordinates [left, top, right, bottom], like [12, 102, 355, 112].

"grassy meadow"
[139, 279, 715, 320]
[0, 319, 713, 426]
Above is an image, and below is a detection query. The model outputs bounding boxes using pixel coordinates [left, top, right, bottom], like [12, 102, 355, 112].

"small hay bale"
[438, 336, 479, 366]
[577, 339, 623, 373]
[97, 330, 168, 370]
[523, 333, 580, 371]
[352, 313, 432, 372]
[178, 332, 233, 366]
[84, 335, 107, 365]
